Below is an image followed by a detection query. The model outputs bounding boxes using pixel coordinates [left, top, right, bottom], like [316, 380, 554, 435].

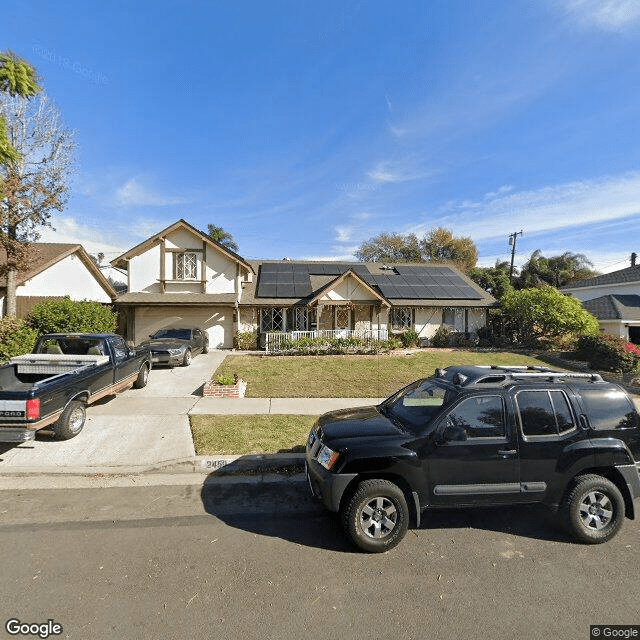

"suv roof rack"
[435, 365, 603, 387]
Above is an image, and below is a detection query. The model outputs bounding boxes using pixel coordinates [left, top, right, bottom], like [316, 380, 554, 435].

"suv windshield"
[381, 378, 454, 431]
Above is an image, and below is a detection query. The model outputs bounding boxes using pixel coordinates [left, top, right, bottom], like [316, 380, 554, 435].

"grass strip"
[190, 414, 316, 455]
[213, 351, 554, 398]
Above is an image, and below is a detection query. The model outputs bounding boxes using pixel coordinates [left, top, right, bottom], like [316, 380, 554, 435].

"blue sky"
[5, 0, 640, 273]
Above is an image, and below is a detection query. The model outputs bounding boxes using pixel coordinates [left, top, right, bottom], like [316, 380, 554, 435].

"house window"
[390, 307, 412, 330]
[175, 252, 197, 280]
[442, 308, 456, 328]
[260, 308, 284, 332]
[287, 307, 308, 331]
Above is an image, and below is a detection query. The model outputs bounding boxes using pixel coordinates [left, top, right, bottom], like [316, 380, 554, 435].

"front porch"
[264, 327, 389, 353]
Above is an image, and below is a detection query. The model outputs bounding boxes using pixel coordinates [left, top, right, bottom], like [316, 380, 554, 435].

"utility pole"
[508, 230, 523, 283]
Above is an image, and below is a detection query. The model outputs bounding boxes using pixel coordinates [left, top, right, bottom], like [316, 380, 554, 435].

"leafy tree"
[0, 316, 38, 362]
[468, 260, 513, 300]
[0, 93, 75, 316]
[517, 250, 598, 289]
[355, 227, 478, 271]
[500, 286, 599, 347]
[420, 227, 478, 272]
[0, 51, 41, 166]
[355, 232, 422, 262]
[27, 298, 117, 335]
[206, 224, 239, 253]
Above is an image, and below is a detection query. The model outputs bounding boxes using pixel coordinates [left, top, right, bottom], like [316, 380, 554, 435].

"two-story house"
[110, 220, 254, 348]
[112, 220, 496, 349]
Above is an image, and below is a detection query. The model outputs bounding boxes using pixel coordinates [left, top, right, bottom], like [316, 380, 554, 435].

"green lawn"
[213, 350, 554, 398]
[190, 415, 315, 455]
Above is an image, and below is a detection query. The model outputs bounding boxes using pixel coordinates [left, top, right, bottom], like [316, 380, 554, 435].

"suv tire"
[562, 474, 625, 544]
[341, 479, 409, 553]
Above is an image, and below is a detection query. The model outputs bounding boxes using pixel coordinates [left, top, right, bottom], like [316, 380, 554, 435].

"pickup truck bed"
[0, 333, 151, 442]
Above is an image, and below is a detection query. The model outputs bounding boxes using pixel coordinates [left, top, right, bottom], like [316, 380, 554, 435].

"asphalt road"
[1, 478, 638, 640]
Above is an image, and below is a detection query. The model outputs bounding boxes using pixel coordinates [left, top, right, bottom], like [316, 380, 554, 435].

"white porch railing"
[265, 329, 389, 354]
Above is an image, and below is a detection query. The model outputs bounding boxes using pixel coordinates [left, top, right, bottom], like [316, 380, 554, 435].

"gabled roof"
[308, 269, 391, 307]
[0, 243, 117, 300]
[581, 294, 640, 321]
[562, 265, 640, 290]
[110, 219, 254, 273]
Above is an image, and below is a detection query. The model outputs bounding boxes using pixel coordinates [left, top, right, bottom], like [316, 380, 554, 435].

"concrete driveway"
[0, 351, 228, 473]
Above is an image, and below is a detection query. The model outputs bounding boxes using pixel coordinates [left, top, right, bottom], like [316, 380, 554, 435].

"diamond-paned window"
[390, 307, 412, 330]
[175, 252, 197, 280]
[288, 307, 308, 331]
[260, 308, 284, 332]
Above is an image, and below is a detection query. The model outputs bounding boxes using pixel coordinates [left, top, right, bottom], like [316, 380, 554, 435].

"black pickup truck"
[0, 333, 151, 443]
[306, 365, 640, 552]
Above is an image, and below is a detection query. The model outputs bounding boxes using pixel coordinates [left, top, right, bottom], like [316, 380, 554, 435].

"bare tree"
[0, 93, 75, 315]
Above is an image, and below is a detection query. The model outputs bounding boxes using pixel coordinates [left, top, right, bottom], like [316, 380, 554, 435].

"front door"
[334, 306, 351, 337]
[424, 394, 520, 506]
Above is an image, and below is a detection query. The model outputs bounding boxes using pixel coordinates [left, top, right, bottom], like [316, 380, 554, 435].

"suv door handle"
[498, 449, 517, 457]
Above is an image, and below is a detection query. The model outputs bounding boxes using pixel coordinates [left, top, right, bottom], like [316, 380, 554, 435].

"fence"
[265, 329, 389, 354]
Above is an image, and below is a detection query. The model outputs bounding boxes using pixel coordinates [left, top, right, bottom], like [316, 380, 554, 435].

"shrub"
[216, 374, 238, 385]
[0, 317, 39, 362]
[431, 326, 451, 348]
[234, 332, 257, 350]
[576, 334, 640, 373]
[386, 338, 403, 350]
[28, 298, 117, 335]
[500, 286, 599, 348]
[400, 329, 419, 348]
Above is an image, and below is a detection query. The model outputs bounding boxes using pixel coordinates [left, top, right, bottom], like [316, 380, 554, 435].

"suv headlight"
[317, 444, 340, 470]
[168, 348, 182, 355]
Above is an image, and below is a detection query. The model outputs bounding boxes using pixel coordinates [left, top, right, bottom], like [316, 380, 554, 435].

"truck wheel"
[341, 479, 409, 553]
[562, 474, 625, 544]
[54, 400, 86, 441]
[182, 349, 192, 366]
[133, 364, 149, 389]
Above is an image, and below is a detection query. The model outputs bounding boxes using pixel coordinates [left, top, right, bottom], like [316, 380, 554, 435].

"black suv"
[305, 365, 640, 552]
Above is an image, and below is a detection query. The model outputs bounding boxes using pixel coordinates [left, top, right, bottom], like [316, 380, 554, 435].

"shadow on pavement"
[200, 463, 573, 552]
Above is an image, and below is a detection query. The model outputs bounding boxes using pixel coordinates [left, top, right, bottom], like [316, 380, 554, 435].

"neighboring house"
[112, 219, 496, 349]
[110, 219, 254, 348]
[0, 243, 117, 319]
[561, 255, 640, 342]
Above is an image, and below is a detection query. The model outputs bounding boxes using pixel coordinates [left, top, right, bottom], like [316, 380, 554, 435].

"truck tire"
[133, 364, 149, 389]
[182, 349, 192, 366]
[561, 474, 625, 544]
[341, 479, 409, 553]
[53, 400, 86, 441]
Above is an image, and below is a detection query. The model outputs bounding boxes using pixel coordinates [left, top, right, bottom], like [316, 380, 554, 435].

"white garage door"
[134, 306, 234, 349]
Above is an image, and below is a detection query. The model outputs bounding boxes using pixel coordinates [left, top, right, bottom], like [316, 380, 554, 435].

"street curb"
[0, 453, 306, 479]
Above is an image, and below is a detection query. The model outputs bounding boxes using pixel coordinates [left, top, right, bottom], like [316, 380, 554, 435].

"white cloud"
[116, 178, 188, 207]
[563, 0, 640, 29]
[409, 171, 640, 242]
[335, 226, 352, 242]
[367, 160, 433, 184]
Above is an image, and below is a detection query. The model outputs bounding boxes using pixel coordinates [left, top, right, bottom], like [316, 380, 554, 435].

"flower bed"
[203, 376, 247, 398]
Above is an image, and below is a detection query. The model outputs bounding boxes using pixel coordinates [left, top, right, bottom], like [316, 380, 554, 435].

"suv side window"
[445, 395, 505, 439]
[578, 388, 639, 431]
[516, 390, 576, 437]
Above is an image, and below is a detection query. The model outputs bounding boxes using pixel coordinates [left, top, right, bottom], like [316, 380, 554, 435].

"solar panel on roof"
[256, 283, 277, 297]
[259, 273, 278, 285]
[293, 283, 312, 297]
[276, 283, 296, 297]
[260, 264, 280, 274]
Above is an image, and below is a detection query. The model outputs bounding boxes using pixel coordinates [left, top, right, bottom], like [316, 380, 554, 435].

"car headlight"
[317, 444, 340, 470]
[168, 348, 183, 355]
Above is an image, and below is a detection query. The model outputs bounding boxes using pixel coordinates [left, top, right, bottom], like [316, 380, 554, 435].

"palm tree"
[206, 224, 239, 253]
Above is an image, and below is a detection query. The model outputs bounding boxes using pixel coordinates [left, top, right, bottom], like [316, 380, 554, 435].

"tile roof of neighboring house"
[0, 243, 117, 299]
[110, 219, 254, 273]
[114, 293, 238, 305]
[561, 265, 640, 290]
[581, 294, 640, 321]
[240, 260, 496, 307]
